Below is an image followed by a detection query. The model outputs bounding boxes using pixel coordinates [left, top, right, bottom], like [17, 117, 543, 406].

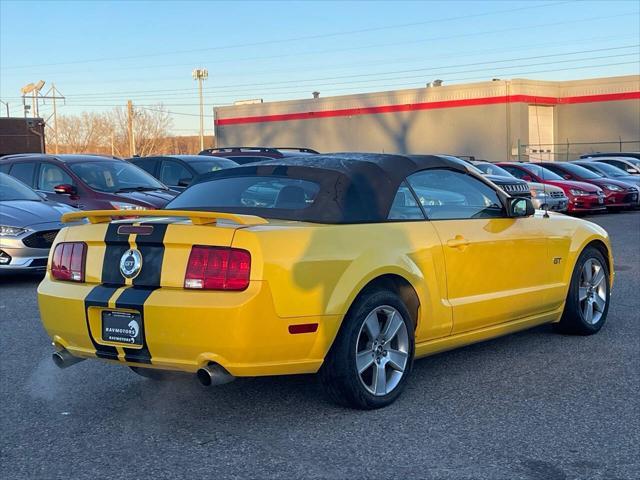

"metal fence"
[516, 140, 640, 162]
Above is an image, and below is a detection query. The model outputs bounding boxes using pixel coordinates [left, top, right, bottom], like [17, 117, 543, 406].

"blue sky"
[1, 0, 639, 134]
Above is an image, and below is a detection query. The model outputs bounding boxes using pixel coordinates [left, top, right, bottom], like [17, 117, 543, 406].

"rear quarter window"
[9, 162, 36, 186]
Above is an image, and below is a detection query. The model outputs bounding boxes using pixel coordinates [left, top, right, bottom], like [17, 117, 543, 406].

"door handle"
[446, 235, 470, 249]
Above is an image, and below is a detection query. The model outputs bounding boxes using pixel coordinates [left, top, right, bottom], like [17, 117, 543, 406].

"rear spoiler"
[61, 209, 269, 226]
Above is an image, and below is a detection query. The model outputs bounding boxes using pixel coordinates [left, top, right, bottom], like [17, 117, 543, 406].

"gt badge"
[120, 248, 142, 279]
[553, 257, 562, 265]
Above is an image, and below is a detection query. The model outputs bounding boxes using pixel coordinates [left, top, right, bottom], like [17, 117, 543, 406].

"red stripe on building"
[215, 91, 640, 126]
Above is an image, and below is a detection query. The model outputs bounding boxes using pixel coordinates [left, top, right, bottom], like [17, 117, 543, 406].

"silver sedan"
[528, 182, 569, 212]
[0, 173, 79, 272]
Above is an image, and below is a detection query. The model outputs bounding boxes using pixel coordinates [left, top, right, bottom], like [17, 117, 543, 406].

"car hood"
[0, 200, 77, 228]
[588, 178, 637, 189]
[528, 182, 564, 194]
[611, 175, 640, 186]
[545, 180, 601, 192]
[485, 174, 526, 186]
[114, 189, 177, 207]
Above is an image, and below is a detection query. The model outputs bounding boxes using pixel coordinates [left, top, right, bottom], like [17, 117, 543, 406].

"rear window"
[191, 159, 238, 174]
[166, 176, 320, 211]
[225, 156, 273, 164]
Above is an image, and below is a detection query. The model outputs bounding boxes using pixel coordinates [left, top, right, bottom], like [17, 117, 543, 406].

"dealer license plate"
[102, 310, 143, 346]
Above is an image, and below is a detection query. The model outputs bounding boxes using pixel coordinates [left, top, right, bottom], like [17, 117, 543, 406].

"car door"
[35, 162, 80, 207]
[406, 169, 551, 334]
[159, 159, 192, 190]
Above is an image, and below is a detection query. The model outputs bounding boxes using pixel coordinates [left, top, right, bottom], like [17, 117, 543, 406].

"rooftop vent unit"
[233, 99, 263, 105]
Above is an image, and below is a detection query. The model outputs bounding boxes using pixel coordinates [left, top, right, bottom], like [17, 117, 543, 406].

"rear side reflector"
[184, 246, 251, 291]
[288, 323, 319, 334]
[51, 242, 87, 282]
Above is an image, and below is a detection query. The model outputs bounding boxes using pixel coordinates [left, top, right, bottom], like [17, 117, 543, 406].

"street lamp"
[20, 80, 45, 117]
[192, 68, 208, 151]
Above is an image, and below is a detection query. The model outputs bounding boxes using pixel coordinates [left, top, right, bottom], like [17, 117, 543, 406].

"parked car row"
[1, 150, 638, 273]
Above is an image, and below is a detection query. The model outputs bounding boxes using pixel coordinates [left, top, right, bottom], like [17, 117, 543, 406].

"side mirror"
[177, 178, 191, 187]
[54, 184, 76, 195]
[522, 174, 533, 182]
[508, 197, 535, 218]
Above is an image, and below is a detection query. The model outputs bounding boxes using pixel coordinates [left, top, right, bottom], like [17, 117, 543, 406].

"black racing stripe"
[116, 222, 168, 364]
[132, 223, 168, 287]
[116, 287, 158, 364]
[84, 285, 119, 360]
[101, 222, 132, 286]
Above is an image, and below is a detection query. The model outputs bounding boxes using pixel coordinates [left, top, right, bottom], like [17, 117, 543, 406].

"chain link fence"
[516, 139, 640, 162]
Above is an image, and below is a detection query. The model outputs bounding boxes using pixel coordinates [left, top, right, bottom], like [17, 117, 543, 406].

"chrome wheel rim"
[579, 258, 607, 325]
[356, 305, 409, 396]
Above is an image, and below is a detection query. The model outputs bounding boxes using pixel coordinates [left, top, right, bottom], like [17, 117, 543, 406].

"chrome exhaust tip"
[52, 349, 85, 369]
[196, 363, 235, 386]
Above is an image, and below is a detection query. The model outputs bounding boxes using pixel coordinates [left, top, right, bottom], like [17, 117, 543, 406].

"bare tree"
[52, 105, 173, 156]
[56, 112, 102, 153]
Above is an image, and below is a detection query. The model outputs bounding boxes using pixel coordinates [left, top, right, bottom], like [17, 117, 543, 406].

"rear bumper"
[37, 278, 341, 377]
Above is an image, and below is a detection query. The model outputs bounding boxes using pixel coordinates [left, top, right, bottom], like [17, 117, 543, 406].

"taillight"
[51, 242, 87, 282]
[184, 246, 251, 291]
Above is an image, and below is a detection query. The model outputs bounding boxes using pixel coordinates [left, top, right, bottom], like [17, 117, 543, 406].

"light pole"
[192, 68, 208, 151]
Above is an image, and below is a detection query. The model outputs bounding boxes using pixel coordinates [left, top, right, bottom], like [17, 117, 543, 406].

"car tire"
[319, 289, 415, 409]
[556, 246, 610, 335]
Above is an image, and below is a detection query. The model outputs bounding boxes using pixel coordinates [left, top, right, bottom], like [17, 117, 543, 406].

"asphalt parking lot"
[0, 211, 638, 480]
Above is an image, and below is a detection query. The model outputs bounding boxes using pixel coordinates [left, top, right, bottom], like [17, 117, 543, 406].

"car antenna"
[541, 160, 550, 218]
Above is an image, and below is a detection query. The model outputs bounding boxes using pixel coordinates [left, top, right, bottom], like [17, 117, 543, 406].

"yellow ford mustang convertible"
[38, 154, 613, 409]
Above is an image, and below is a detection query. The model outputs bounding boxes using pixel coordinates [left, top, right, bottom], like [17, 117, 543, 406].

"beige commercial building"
[214, 75, 640, 161]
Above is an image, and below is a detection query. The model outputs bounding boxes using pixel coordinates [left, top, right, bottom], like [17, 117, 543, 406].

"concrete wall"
[214, 75, 640, 160]
[216, 103, 509, 159]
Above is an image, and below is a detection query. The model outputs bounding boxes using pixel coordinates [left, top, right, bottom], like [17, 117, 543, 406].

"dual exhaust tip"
[52, 349, 234, 386]
[52, 349, 85, 369]
[196, 363, 235, 386]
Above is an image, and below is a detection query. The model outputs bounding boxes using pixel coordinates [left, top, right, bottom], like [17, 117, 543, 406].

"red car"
[497, 162, 606, 214]
[0, 154, 176, 211]
[538, 162, 638, 210]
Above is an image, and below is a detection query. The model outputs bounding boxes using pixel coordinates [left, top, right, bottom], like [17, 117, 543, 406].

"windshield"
[0, 173, 42, 201]
[191, 159, 238, 174]
[557, 163, 603, 179]
[627, 158, 640, 167]
[474, 162, 514, 177]
[167, 176, 320, 212]
[578, 162, 626, 177]
[70, 160, 166, 193]
[523, 163, 564, 181]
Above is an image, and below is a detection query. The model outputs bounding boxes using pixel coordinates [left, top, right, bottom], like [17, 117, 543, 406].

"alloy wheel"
[355, 305, 409, 396]
[578, 258, 607, 325]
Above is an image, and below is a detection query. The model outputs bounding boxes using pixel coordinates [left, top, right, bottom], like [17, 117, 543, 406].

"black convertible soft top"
[176, 153, 476, 224]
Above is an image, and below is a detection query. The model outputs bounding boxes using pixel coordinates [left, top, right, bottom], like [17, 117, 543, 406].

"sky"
[1, 0, 639, 135]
